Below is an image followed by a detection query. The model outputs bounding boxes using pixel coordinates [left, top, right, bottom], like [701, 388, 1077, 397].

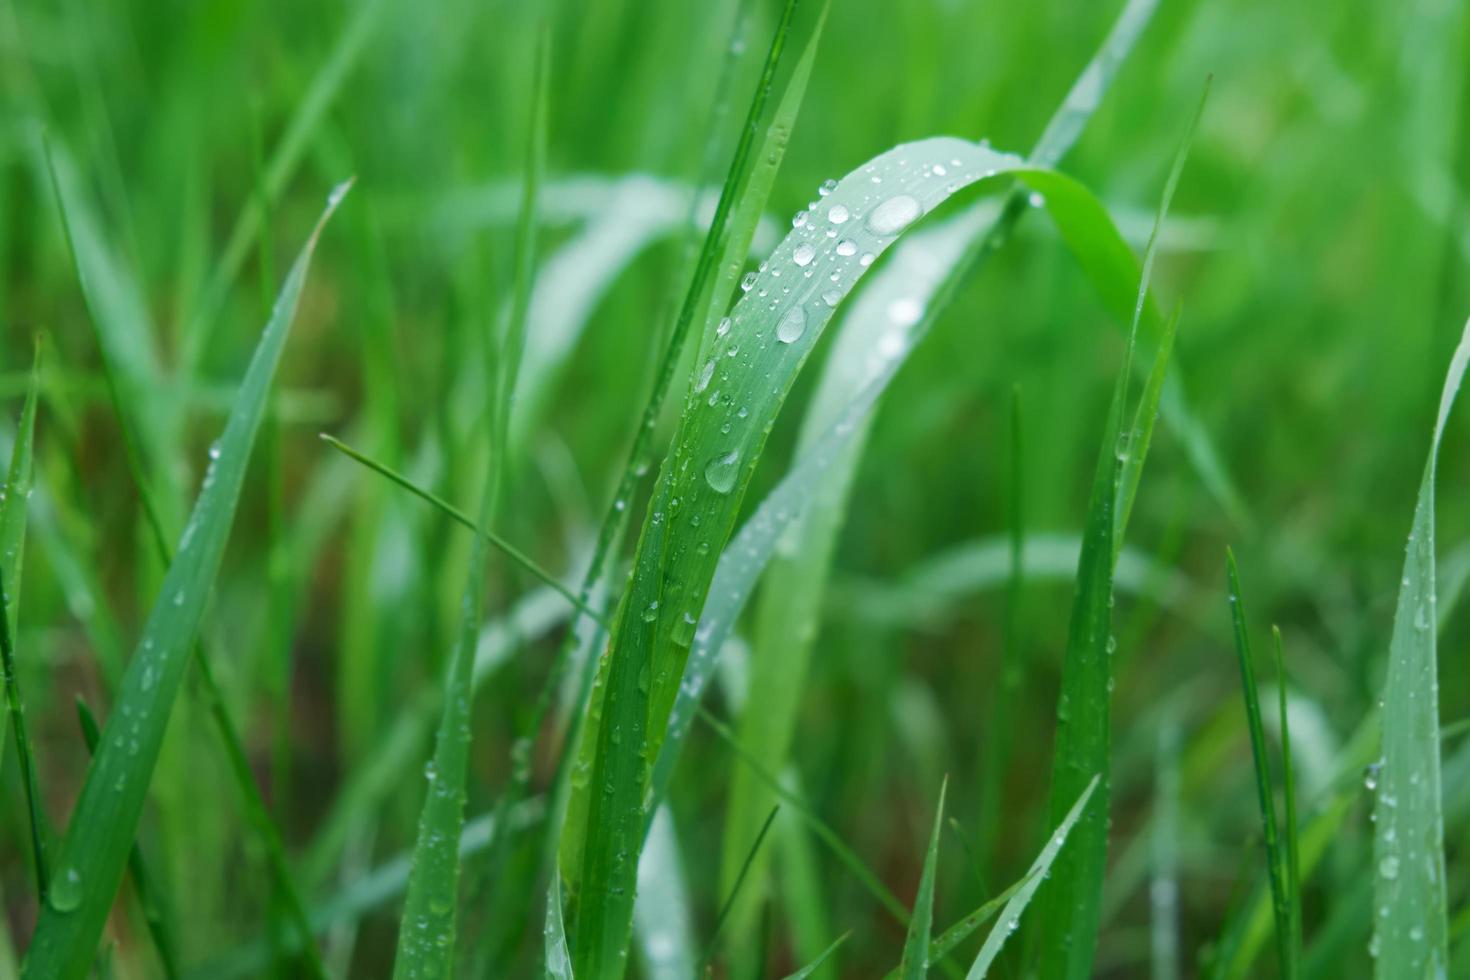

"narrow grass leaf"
[781, 932, 850, 980]
[1372, 313, 1470, 976]
[900, 777, 948, 980]
[1225, 551, 1293, 979]
[22, 180, 351, 980]
[1, 569, 47, 902]
[545, 870, 573, 980]
[633, 808, 697, 980]
[1274, 626, 1303, 972]
[967, 776, 1100, 979]
[700, 806, 780, 977]
[74, 699, 178, 980]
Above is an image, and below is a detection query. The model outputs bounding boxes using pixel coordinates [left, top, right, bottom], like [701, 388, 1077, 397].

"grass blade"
[545, 870, 573, 980]
[1225, 551, 1293, 979]
[967, 777, 1100, 979]
[1036, 87, 1204, 980]
[74, 699, 179, 980]
[780, 931, 850, 980]
[1, 569, 47, 903]
[633, 808, 697, 980]
[1274, 627, 1303, 972]
[1372, 313, 1470, 976]
[900, 778, 948, 980]
[701, 806, 780, 976]
[23, 180, 351, 980]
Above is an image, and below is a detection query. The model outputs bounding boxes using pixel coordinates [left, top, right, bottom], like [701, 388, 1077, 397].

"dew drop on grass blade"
[965, 776, 1100, 979]
[900, 778, 947, 980]
[22, 180, 351, 980]
[1371, 313, 1470, 977]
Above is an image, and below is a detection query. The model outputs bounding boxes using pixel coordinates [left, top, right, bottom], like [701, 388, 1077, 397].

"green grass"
[4, 0, 1470, 976]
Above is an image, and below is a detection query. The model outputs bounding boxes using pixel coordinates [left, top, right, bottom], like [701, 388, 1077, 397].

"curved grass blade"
[1371, 313, 1470, 976]
[545, 870, 573, 980]
[900, 778, 948, 979]
[22, 180, 351, 980]
[700, 806, 779, 977]
[966, 776, 1099, 979]
[1225, 551, 1294, 979]
[781, 932, 850, 980]
[74, 699, 178, 979]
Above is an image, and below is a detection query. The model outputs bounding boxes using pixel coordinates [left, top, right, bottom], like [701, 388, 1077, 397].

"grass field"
[3, 0, 1470, 976]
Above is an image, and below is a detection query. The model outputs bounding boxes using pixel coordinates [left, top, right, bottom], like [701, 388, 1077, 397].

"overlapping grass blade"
[781, 932, 850, 980]
[1371, 313, 1470, 976]
[900, 778, 947, 979]
[74, 699, 178, 979]
[966, 777, 1099, 979]
[1036, 86, 1204, 980]
[554, 0, 816, 912]
[22, 180, 351, 980]
[1, 568, 47, 903]
[545, 870, 573, 980]
[633, 808, 696, 980]
[1225, 551, 1295, 979]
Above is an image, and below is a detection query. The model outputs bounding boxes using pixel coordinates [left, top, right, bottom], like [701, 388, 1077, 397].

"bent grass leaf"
[900, 778, 948, 979]
[1372, 314, 1470, 976]
[22, 181, 351, 980]
[781, 932, 850, 980]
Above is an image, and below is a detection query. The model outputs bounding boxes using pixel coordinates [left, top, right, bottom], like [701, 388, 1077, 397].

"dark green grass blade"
[967, 777, 1099, 979]
[1225, 551, 1293, 979]
[900, 777, 948, 979]
[1, 570, 47, 904]
[23, 181, 351, 980]
[1037, 85, 1206, 980]
[701, 806, 780, 976]
[1372, 314, 1470, 976]
[74, 699, 178, 980]
[781, 932, 850, 980]
[1273, 627, 1303, 973]
[319, 434, 606, 627]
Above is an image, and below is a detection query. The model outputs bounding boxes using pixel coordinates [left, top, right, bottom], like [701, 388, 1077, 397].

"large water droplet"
[704, 451, 740, 494]
[835, 239, 857, 257]
[828, 204, 849, 224]
[792, 243, 816, 267]
[817, 178, 838, 197]
[776, 307, 807, 344]
[740, 272, 757, 292]
[866, 194, 922, 236]
[1379, 855, 1400, 880]
[50, 867, 83, 912]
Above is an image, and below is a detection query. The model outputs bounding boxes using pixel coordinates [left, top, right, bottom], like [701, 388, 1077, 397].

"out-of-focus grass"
[2, 0, 1469, 976]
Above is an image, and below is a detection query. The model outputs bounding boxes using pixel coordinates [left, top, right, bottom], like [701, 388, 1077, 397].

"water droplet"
[859, 252, 875, 266]
[716, 316, 732, 337]
[776, 307, 807, 344]
[694, 359, 715, 394]
[821, 290, 841, 307]
[835, 239, 857, 257]
[1365, 762, 1381, 791]
[792, 210, 808, 228]
[793, 243, 816, 267]
[49, 867, 83, 912]
[740, 272, 757, 292]
[704, 450, 740, 494]
[1379, 856, 1400, 880]
[932, 163, 947, 176]
[866, 194, 922, 236]
[207, 442, 221, 461]
[642, 601, 659, 624]
[817, 178, 838, 196]
[828, 204, 849, 224]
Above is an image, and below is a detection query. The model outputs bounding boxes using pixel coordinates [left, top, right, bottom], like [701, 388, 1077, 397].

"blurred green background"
[2, 0, 1469, 975]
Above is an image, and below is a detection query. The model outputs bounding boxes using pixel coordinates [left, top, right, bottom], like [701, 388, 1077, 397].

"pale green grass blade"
[967, 777, 1100, 979]
[1151, 718, 1182, 980]
[880, 871, 1035, 979]
[1372, 313, 1470, 977]
[900, 778, 948, 980]
[781, 932, 850, 980]
[1274, 627, 1303, 972]
[1037, 89, 1202, 980]
[1225, 551, 1293, 979]
[701, 806, 779, 976]
[22, 180, 351, 980]
[545, 871, 573, 980]
[0, 569, 47, 904]
[74, 699, 178, 980]
[633, 807, 696, 980]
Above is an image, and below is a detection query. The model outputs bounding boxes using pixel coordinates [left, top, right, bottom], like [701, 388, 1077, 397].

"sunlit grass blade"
[967, 776, 1099, 979]
[701, 806, 779, 976]
[1225, 550, 1294, 979]
[781, 931, 850, 980]
[0, 569, 47, 903]
[900, 777, 947, 979]
[545, 870, 573, 980]
[1371, 313, 1470, 976]
[634, 808, 696, 980]
[1037, 85, 1205, 980]
[74, 699, 178, 980]
[23, 180, 351, 980]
